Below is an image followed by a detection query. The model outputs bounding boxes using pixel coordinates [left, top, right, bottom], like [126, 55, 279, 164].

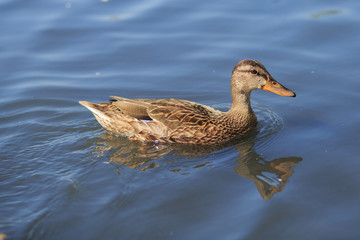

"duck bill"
[262, 79, 296, 97]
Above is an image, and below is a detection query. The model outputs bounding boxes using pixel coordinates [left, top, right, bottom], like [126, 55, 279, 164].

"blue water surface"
[1, 0, 360, 239]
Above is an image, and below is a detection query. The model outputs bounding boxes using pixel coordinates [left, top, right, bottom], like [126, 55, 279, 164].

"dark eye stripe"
[259, 73, 267, 79]
[236, 70, 268, 80]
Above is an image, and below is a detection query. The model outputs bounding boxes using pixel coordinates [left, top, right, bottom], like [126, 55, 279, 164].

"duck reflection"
[93, 132, 301, 200]
[233, 142, 301, 200]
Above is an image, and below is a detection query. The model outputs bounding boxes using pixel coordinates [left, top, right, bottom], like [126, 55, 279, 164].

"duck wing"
[110, 96, 221, 130]
[146, 99, 220, 130]
[110, 96, 152, 120]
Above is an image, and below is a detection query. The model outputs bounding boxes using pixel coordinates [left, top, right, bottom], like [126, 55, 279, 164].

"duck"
[79, 59, 295, 144]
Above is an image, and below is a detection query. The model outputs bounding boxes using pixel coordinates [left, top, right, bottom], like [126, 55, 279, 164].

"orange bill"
[262, 79, 296, 97]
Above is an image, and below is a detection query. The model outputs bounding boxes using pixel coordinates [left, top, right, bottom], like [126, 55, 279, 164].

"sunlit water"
[1, 0, 360, 239]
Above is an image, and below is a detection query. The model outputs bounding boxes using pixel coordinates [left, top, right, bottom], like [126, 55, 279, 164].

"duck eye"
[250, 69, 258, 75]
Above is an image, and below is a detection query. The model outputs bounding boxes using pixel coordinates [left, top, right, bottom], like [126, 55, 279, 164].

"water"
[1, 0, 360, 239]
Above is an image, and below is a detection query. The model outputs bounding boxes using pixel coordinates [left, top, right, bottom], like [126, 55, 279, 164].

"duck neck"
[227, 91, 255, 120]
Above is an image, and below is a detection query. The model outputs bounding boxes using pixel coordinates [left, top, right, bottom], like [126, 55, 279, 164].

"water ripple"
[253, 103, 283, 147]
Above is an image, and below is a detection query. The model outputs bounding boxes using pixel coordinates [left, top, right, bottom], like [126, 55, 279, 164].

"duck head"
[231, 59, 296, 97]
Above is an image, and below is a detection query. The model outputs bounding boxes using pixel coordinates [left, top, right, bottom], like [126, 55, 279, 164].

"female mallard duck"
[79, 59, 295, 144]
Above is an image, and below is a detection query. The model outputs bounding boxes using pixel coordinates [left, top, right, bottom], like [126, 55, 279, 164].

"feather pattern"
[79, 59, 296, 144]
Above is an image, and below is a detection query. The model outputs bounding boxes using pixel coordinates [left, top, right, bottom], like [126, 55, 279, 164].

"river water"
[1, 0, 360, 239]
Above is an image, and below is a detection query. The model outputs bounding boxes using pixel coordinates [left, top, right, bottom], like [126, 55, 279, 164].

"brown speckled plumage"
[80, 60, 296, 144]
